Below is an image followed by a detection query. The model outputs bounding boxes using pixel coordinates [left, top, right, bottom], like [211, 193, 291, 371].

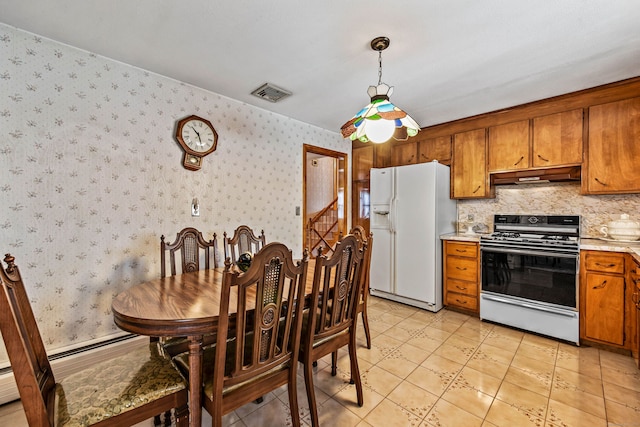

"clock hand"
[189, 125, 202, 142]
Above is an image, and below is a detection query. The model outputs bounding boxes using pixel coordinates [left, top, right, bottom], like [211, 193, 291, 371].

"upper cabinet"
[418, 136, 452, 165]
[488, 120, 530, 172]
[585, 97, 640, 194]
[488, 110, 583, 173]
[452, 129, 492, 199]
[532, 109, 583, 167]
[391, 140, 417, 166]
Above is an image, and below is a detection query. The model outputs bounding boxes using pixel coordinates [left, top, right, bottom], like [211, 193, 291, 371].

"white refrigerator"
[369, 161, 457, 312]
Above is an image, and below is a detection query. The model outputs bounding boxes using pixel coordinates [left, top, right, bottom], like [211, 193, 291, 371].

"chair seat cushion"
[54, 343, 186, 427]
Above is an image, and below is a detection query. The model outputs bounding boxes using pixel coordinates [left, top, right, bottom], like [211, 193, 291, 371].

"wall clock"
[175, 115, 218, 170]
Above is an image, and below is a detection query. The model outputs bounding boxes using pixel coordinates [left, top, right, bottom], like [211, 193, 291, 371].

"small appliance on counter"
[600, 214, 640, 242]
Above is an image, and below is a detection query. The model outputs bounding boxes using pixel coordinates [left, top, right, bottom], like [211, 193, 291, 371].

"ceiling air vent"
[251, 83, 292, 103]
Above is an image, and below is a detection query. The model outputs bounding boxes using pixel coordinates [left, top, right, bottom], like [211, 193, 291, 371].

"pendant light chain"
[377, 51, 383, 86]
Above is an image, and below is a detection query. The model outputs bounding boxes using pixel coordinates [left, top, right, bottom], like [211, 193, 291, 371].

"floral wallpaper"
[0, 23, 349, 364]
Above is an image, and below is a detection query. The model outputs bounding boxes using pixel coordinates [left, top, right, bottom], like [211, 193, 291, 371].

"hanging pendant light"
[340, 37, 420, 144]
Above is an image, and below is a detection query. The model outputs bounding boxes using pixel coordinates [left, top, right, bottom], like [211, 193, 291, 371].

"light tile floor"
[1, 296, 639, 426]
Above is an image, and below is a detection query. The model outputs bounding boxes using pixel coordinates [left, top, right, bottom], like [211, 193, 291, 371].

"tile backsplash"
[457, 182, 640, 237]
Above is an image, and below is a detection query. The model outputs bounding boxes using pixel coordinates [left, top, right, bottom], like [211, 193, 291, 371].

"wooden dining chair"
[174, 242, 309, 427]
[0, 253, 189, 427]
[158, 227, 220, 357]
[350, 225, 374, 349]
[161, 226, 219, 277]
[223, 225, 266, 263]
[300, 235, 367, 427]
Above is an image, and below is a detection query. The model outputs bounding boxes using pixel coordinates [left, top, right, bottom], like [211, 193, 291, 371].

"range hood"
[491, 166, 581, 185]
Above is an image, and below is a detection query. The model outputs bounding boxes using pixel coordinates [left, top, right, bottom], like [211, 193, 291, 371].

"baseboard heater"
[0, 334, 147, 405]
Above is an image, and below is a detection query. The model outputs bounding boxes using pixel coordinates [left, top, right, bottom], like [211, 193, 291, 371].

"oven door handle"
[480, 246, 578, 259]
[481, 294, 577, 317]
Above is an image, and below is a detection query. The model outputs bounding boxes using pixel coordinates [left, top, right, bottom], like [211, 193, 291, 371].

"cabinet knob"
[537, 154, 550, 162]
[472, 185, 481, 194]
[594, 177, 608, 186]
[456, 267, 468, 271]
[513, 156, 524, 166]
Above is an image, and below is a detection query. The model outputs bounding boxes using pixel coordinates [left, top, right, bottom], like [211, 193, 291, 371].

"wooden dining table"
[111, 261, 316, 427]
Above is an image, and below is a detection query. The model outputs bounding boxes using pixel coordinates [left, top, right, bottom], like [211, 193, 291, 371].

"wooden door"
[418, 136, 451, 165]
[585, 97, 640, 194]
[391, 140, 417, 166]
[532, 109, 583, 167]
[452, 128, 491, 199]
[488, 120, 530, 172]
[584, 273, 625, 345]
[351, 145, 373, 234]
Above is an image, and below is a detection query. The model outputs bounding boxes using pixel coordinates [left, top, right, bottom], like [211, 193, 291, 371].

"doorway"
[303, 144, 347, 257]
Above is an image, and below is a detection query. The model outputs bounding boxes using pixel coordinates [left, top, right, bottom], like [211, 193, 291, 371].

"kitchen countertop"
[580, 237, 640, 262]
[440, 232, 483, 243]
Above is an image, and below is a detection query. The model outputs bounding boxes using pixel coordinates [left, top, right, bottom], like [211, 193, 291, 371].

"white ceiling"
[2, 1, 639, 134]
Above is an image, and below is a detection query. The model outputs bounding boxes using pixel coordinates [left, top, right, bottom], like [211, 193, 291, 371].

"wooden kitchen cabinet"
[585, 97, 640, 194]
[488, 120, 530, 172]
[391, 140, 417, 166]
[629, 256, 640, 367]
[580, 250, 630, 348]
[374, 142, 392, 168]
[351, 144, 373, 233]
[444, 240, 480, 314]
[532, 109, 583, 167]
[418, 135, 451, 165]
[452, 129, 492, 199]
[488, 110, 583, 173]
[352, 145, 373, 181]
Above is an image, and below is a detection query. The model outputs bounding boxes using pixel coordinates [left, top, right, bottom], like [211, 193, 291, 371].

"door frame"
[302, 144, 348, 255]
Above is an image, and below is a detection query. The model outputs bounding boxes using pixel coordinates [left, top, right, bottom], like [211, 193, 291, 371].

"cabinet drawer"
[446, 257, 477, 282]
[585, 253, 625, 274]
[445, 242, 478, 258]
[445, 292, 478, 311]
[445, 278, 477, 297]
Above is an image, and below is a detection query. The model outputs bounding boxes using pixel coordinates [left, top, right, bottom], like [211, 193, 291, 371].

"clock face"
[180, 119, 216, 153]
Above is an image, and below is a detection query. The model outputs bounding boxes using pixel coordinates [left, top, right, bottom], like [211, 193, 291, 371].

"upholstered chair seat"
[54, 343, 187, 426]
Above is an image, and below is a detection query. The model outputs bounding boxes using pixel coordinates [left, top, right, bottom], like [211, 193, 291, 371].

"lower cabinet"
[443, 240, 480, 314]
[629, 257, 640, 367]
[580, 250, 636, 350]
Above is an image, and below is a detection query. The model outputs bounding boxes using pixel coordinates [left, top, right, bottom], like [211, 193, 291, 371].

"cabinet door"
[532, 109, 583, 167]
[352, 145, 373, 181]
[391, 141, 417, 166]
[586, 97, 640, 194]
[374, 142, 392, 168]
[452, 129, 490, 198]
[488, 120, 530, 172]
[351, 180, 370, 234]
[418, 136, 451, 165]
[584, 273, 625, 345]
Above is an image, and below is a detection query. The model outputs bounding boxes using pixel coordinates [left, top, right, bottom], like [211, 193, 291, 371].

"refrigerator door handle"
[389, 197, 396, 233]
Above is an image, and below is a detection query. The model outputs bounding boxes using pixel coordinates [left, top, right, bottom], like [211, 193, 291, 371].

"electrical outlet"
[467, 214, 474, 222]
[192, 198, 200, 217]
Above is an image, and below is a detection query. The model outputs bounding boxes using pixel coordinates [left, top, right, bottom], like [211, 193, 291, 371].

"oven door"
[481, 246, 578, 309]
